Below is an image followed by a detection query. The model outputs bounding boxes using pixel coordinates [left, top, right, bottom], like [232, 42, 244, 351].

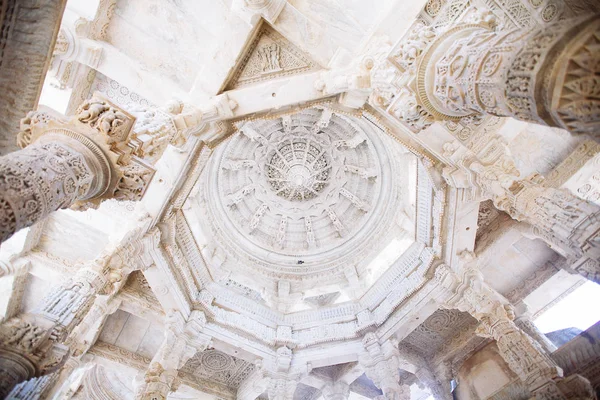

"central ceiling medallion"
[201, 106, 402, 274]
[266, 137, 331, 201]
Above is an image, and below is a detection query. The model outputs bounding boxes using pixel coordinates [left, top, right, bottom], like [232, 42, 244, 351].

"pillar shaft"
[0, 136, 107, 243]
[267, 378, 298, 400]
[426, 15, 600, 136]
[0, 94, 163, 245]
[134, 311, 208, 400]
[475, 310, 561, 391]
[436, 264, 595, 400]
[415, 367, 453, 400]
[359, 333, 411, 400]
[64, 295, 120, 358]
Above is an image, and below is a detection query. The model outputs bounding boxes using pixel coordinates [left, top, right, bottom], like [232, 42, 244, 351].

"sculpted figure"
[96, 108, 127, 138]
[77, 100, 110, 125]
[43, 282, 85, 319]
[145, 362, 165, 383]
[535, 192, 582, 226]
[5, 323, 43, 351]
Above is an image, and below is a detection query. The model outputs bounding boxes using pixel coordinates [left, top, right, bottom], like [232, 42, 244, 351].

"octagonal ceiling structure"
[154, 103, 446, 352]
[196, 106, 413, 287]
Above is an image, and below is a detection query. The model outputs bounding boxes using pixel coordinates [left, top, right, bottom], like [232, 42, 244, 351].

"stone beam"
[225, 71, 326, 117]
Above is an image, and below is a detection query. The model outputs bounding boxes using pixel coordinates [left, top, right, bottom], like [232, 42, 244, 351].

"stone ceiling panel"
[401, 308, 479, 359]
[181, 348, 255, 389]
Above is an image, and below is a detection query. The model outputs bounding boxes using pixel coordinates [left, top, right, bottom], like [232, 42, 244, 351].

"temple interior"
[0, 0, 599, 399]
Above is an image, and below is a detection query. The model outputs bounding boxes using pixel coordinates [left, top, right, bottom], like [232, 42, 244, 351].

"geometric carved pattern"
[402, 309, 479, 359]
[180, 349, 255, 389]
[201, 106, 406, 282]
[90, 72, 154, 111]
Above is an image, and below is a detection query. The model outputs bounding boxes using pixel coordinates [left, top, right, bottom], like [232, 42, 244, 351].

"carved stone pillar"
[134, 310, 209, 400]
[63, 295, 121, 358]
[0, 135, 107, 243]
[514, 302, 557, 354]
[0, 252, 124, 397]
[237, 365, 271, 400]
[472, 164, 600, 262]
[233, 0, 286, 24]
[0, 349, 37, 398]
[267, 377, 298, 400]
[383, 9, 600, 137]
[414, 367, 453, 400]
[359, 333, 411, 400]
[0, 0, 67, 156]
[6, 372, 58, 400]
[426, 14, 600, 137]
[435, 264, 594, 400]
[1, 94, 160, 244]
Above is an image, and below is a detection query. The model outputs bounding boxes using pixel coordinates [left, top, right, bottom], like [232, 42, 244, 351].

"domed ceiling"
[188, 106, 418, 299]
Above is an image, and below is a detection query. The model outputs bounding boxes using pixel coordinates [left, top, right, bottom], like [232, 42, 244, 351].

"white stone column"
[414, 367, 453, 400]
[514, 302, 557, 355]
[267, 377, 298, 400]
[63, 295, 121, 357]
[0, 135, 107, 243]
[379, 10, 600, 138]
[471, 162, 600, 263]
[134, 310, 210, 400]
[358, 333, 411, 400]
[435, 264, 594, 400]
[1, 94, 166, 244]
[265, 347, 300, 400]
[5, 372, 59, 400]
[237, 364, 271, 400]
[0, 242, 138, 397]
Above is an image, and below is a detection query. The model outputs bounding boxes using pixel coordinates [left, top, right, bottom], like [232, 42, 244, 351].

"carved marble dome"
[3, 0, 600, 398]
[193, 106, 416, 288]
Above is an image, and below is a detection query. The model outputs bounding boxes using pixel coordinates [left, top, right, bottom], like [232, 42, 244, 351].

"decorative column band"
[0, 93, 160, 245]
[417, 14, 600, 136]
[0, 132, 109, 243]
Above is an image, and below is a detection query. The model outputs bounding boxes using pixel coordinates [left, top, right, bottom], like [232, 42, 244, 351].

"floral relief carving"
[0, 141, 95, 243]
[202, 106, 405, 274]
[550, 19, 600, 136]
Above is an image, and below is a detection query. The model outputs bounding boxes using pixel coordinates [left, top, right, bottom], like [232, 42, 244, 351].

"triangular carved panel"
[223, 22, 319, 91]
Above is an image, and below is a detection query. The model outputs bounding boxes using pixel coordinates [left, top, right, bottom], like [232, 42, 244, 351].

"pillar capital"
[370, 8, 600, 138]
[1, 94, 161, 244]
[358, 333, 410, 400]
[134, 310, 210, 400]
